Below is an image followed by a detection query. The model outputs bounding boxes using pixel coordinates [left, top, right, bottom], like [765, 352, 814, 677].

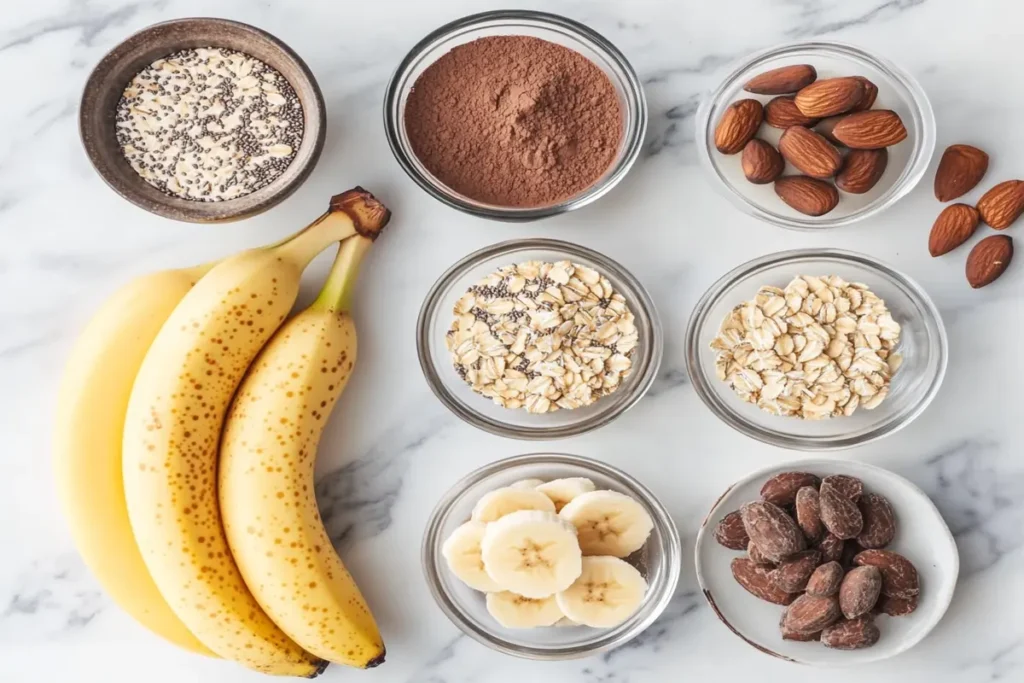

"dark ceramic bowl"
[79, 18, 326, 223]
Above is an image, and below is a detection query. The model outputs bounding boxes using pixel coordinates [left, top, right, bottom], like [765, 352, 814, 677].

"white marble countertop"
[2, 0, 1023, 681]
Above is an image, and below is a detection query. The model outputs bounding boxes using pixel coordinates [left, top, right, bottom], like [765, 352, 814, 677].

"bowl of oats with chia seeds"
[417, 239, 663, 440]
[80, 18, 325, 223]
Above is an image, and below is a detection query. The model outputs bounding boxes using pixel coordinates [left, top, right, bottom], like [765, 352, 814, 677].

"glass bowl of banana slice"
[422, 452, 681, 659]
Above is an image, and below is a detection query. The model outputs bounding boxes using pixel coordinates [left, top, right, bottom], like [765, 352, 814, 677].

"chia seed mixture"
[115, 47, 304, 202]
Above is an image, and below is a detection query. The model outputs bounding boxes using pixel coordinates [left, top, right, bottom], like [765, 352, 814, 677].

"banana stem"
[272, 188, 391, 269]
[311, 236, 372, 314]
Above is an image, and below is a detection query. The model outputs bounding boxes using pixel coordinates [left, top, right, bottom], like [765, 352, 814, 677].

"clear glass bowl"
[383, 9, 647, 221]
[417, 239, 663, 439]
[422, 453, 682, 660]
[684, 249, 947, 450]
[694, 40, 936, 230]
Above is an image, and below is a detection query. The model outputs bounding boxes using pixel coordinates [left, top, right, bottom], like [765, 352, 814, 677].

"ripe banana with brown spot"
[122, 189, 389, 675]
[219, 224, 388, 668]
[54, 265, 216, 657]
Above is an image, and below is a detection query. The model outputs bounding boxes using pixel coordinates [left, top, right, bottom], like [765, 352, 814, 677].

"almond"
[744, 64, 817, 95]
[929, 203, 980, 257]
[816, 533, 845, 563]
[839, 566, 882, 619]
[740, 501, 806, 562]
[741, 139, 785, 184]
[819, 481, 863, 539]
[778, 126, 843, 179]
[774, 176, 839, 216]
[795, 486, 824, 542]
[831, 110, 907, 149]
[806, 561, 844, 597]
[876, 593, 918, 617]
[965, 234, 1013, 288]
[821, 616, 880, 650]
[764, 96, 820, 129]
[851, 76, 878, 112]
[977, 179, 1024, 229]
[769, 550, 821, 593]
[853, 549, 920, 599]
[748, 540, 775, 566]
[821, 474, 863, 502]
[713, 510, 751, 550]
[783, 594, 841, 634]
[760, 471, 820, 506]
[715, 99, 764, 154]
[934, 144, 989, 201]
[731, 557, 798, 605]
[815, 116, 845, 146]
[780, 613, 822, 642]
[836, 148, 888, 194]
[794, 77, 865, 118]
[856, 493, 897, 549]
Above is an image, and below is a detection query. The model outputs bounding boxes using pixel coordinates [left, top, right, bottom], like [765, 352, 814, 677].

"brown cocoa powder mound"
[404, 35, 623, 207]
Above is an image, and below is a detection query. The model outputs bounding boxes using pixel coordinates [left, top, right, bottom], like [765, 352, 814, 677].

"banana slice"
[485, 592, 564, 629]
[559, 490, 654, 557]
[553, 617, 580, 627]
[472, 486, 556, 523]
[555, 556, 648, 628]
[536, 477, 596, 512]
[510, 478, 545, 490]
[442, 521, 503, 592]
[481, 510, 582, 599]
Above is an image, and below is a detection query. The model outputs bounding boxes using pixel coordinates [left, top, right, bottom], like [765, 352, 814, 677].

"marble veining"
[2, 0, 1023, 681]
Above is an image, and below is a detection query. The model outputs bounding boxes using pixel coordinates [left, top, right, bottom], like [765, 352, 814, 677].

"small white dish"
[695, 459, 958, 666]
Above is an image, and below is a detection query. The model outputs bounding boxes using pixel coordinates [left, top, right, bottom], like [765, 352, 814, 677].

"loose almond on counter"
[831, 110, 907, 149]
[965, 234, 1013, 288]
[765, 96, 820, 129]
[742, 139, 785, 184]
[976, 179, 1024, 229]
[715, 99, 764, 154]
[744, 64, 817, 95]
[928, 203, 980, 257]
[934, 144, 989, 201]
[774, 175, 839, 216]
[836, 149, 888, 194]
[778, 126, 843, 179]
[794, 77, 865, 118]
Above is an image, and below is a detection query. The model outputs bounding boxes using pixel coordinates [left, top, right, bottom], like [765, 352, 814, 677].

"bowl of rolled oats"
[417, 238, 663, 439]
[684, 249, 946, 450]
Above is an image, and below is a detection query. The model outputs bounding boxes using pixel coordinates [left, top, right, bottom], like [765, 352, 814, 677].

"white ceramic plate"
[695, 459, 958, 666]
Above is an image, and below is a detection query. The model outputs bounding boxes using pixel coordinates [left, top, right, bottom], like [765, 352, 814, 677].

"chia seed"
[114, 47, 304, 202]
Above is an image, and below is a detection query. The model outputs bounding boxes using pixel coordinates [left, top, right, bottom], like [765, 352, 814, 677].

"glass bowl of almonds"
[417, 238, 663, 439]
[685, 249, 947, 450]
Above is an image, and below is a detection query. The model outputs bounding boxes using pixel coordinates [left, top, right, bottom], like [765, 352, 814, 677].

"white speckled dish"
[695, 459, 958, 666]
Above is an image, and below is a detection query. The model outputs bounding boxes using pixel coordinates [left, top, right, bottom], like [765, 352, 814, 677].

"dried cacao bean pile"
[714, 471, 920, 650]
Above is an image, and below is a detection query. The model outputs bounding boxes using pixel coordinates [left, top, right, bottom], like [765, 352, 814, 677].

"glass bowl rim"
[693, 39, 936, 231]
[382, 8, 648, 222]
[416, 238, 664, 439]
[421, 451, 683, 660]
[683, 248, 948, 450]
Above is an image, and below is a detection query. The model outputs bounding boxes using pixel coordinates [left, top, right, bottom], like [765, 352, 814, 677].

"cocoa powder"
[404, 35, 623, 207]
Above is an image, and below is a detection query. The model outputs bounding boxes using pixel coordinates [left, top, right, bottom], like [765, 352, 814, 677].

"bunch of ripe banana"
[53, 188, 391, 676]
